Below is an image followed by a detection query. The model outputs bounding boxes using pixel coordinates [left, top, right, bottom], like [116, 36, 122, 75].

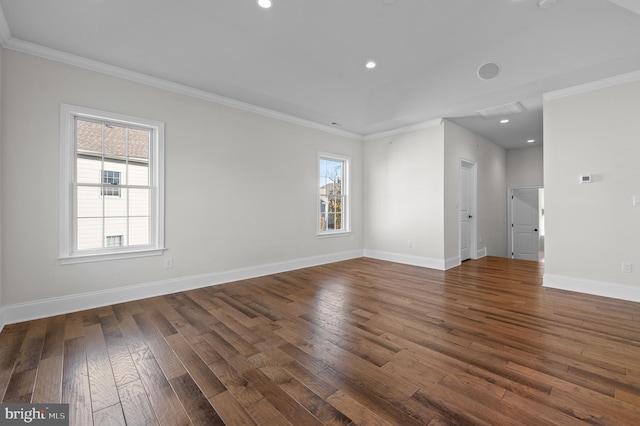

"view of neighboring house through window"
[105, 235, 123, 247]
[60, 104, 165, 262]
[318, 153, 349, 234]
[101, 170, 121, 197]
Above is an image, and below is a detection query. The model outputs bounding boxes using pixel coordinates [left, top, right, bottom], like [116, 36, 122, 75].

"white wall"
[363, 120, 507, 269]
[544, 75, 640, 301]
[506, 145, 543, 188]
[1, 50, 363, 318]
[443, 120, 507, 261]
[363, 124, 446, 269]
[0, 46, 4, 330]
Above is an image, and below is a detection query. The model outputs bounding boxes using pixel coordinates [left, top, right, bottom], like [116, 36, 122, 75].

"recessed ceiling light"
[527, 139, 535, 143]
[257, 0, 272, 9]
[365, 61, 377, 69]
[500, 119, 510, 124]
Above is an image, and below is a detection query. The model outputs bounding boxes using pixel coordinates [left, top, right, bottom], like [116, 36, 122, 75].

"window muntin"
[318, 153, 349, 235]
[60, 104, 164, 263]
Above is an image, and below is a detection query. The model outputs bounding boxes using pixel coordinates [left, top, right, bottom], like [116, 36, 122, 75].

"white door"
[460, 163, 473, 261]
[512, 188, 539, 261]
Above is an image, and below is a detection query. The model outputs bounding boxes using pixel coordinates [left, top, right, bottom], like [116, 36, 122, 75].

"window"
[101, 170, 121, 197]
[318, 153, 349, 235]
[105, 235, 123, 247]
[60, 104, 165, 263]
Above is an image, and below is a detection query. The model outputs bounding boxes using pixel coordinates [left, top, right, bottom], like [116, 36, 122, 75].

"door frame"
[507, 185, 543, 259]
[459, 159, 478, 262]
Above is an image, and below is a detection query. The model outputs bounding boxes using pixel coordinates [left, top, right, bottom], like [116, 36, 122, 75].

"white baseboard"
[363, 250, 446, 270]
[445, 256, 460, 270]
[1, 250, 364, 327]
[476, 247, 487, 258]
[543, 273, 640, 303]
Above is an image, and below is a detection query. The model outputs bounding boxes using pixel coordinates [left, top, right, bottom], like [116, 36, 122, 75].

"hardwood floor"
[1, 256, 640, 425]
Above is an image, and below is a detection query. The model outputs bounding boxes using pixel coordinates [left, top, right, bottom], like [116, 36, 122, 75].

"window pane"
[77, 185, 102, 218]
[129, 188, 149, 216]
[77, 218, 103, 250]
[77, 157, 101, 184]
[128, 162, 149, 186]
[128, 128, 150, 160]
[129, 217, 149, 246]
[103, 160, 127, 186]
[105, 217, 127, 246]
[76, 120, 102, 155]
[104, 188, 127, 217]
[103, 124, 127, 158]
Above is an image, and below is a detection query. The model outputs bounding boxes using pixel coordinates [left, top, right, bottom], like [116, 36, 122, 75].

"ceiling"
[1, 0, 640, 149]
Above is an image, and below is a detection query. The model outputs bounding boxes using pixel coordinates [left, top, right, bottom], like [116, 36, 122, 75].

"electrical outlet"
[164, 258, 173, 269]
[622, 262, 632, 273]
[407, 240, 413, 248]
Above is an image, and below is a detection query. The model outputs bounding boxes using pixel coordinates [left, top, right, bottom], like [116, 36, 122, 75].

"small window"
[101, 170, 121, 197]
[60, 104, 165, 263]
[318, 153, 350, 235]
[105, 235, 123, 247]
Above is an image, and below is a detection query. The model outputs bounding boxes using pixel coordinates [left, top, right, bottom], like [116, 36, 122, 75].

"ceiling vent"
[476, 101, 526, 118]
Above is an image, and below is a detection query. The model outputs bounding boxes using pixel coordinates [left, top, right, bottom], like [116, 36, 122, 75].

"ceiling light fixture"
[257, 0, 272, 9]
[500, 119, 510, 124]
[527, 139, 535, 143]
[365, 61, 377, 69]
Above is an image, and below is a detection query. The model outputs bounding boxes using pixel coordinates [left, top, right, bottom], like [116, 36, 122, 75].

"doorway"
[509, 187, 544, 261]
[460, 160, 477, 262]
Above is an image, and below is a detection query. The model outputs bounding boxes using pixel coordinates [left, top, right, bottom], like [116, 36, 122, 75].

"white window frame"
[317, 152, 350, 236]
[59, 104, 165, 264]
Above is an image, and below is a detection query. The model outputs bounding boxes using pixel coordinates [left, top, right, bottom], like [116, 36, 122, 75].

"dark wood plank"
[31, 355, 63, 403]
[62, 337, 92, 426]
[131, 348, 191, 426]
[168, 373, 225, 426]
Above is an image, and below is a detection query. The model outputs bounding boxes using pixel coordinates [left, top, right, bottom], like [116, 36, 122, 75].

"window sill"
[59, 248, 166, 265]
[317, 231, 352, 239]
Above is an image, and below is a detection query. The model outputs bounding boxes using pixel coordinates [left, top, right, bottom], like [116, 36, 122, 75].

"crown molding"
[544, 69, 640, 101]
[363, 118, 444, 141]
[0, 29, 362, 141]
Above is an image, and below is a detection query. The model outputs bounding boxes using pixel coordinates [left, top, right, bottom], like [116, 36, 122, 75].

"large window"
[60, 104, 165, 263]
[318, 153, 349, 235]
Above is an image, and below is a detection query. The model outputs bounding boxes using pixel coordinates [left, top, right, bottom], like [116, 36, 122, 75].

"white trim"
[59, 248, 165, 265]
[0, 307, 5, 333]
[543, 69, 640, 101]
[543, 274, 640, 303]
[2, 250, 364, 326]
[476, 247, 487, 258]
[0, 35, 361, 141]
[363, 118, 443, 141]
[364, 250, 446, 270]
[445, 256, 461, 270]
